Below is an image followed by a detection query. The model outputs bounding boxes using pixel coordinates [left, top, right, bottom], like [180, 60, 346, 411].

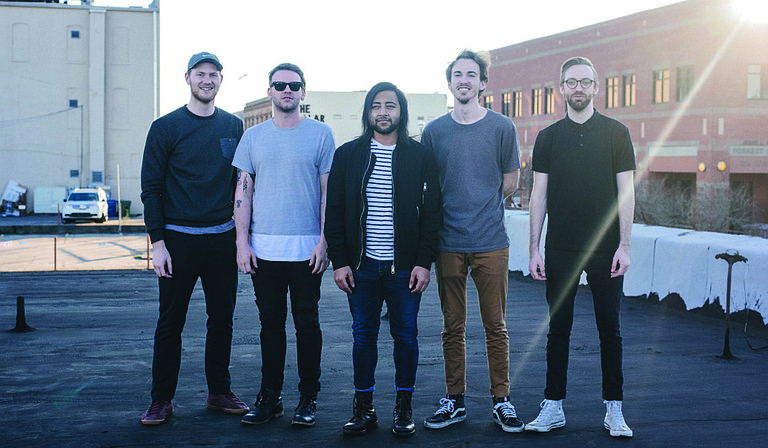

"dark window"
[676, 65, 695, 102]
[483, 95, 494, 110]
[71, 30, 80, 39]
[69, 99, 78, 108]
[606, 76, 619, 108]
[531, 88, 542, 116]
[653, 69, 670, 104]
[747, 64, 768, 100]
[623, 74, 636, 107]
[512, 90, 522, 117]
[502, 92, 511, 116]
[544, 87, 555, 114]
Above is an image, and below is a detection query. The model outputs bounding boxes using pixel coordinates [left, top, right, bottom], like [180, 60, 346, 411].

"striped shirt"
[365, 139, 395, 260]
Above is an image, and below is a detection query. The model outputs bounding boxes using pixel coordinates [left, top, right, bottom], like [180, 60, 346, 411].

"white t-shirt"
[232, 118, 336, 261]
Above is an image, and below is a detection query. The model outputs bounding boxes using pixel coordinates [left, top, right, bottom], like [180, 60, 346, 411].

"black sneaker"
[492, 396, 524, 433]
[242, 388, 283, 425]
[424, 394, 466, 429]
[292, 393, 317, 426]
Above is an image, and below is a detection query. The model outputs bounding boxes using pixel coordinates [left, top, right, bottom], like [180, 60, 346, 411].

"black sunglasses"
[271, 81, 303, 92]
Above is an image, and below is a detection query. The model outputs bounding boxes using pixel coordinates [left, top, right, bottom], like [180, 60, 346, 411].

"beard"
[191, 87, 217, 104]
[566, 92, 594, 111]
[274, 100, 299, 113]
[372, 118, 398, 135]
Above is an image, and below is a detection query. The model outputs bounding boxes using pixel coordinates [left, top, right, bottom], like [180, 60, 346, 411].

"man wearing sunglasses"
[232, 63, 336, 428]
[527, 56, 636, 438]
[140, 52, 249, 425]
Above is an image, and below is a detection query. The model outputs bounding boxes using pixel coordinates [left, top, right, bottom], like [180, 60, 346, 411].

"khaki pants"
[436, 248, 510, 397]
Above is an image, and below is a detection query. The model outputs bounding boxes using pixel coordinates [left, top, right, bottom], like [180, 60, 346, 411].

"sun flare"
[733, 0, 768, 22]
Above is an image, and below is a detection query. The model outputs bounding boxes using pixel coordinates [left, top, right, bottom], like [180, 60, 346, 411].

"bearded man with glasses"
[527, 56, 636, 438]
[232, 63, 336, 427]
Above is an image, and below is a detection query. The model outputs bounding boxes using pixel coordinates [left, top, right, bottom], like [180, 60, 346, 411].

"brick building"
[484, 0, 768, 225]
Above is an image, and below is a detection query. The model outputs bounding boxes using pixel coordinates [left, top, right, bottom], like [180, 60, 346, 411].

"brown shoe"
[141, 400, 173, 425]
[207, 391, 250, 414]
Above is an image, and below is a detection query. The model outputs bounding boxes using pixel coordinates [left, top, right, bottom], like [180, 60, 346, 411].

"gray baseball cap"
[187, 52, 223, 71]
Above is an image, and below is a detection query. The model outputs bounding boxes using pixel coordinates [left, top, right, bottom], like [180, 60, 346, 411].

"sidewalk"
[1, 269, 767, 447]
[0, 214, 146, 235]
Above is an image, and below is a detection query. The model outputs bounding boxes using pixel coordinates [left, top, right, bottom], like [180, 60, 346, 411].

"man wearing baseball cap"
[140, 52, 248, 425]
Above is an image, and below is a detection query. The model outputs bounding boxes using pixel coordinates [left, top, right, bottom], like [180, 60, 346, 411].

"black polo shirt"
[532, 110, 636, 253]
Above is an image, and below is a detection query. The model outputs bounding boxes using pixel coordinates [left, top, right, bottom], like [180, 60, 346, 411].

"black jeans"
[151, 229, 237, 402]
[251, 258, 322, 394]
[544, 250, 624, 401]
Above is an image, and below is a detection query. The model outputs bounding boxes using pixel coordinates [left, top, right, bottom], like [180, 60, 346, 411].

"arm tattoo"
[236, 199, 242, 208]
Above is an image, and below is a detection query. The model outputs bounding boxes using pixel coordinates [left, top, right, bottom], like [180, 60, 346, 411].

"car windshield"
[69, 193, 99, 201]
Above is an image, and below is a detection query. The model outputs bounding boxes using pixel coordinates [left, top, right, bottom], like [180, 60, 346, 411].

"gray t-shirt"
[232, 117, 336, 261]
[421, 110, 521, 252]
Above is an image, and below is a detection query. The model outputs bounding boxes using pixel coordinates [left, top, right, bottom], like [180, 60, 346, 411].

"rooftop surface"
[2, 266, 767, 447]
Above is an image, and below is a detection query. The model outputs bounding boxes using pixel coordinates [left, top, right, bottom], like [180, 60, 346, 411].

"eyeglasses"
[270, 81, 303, 92]
[564, 78, 594, 89]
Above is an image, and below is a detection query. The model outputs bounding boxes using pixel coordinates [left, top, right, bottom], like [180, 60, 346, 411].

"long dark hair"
[361, 82, 412, 147]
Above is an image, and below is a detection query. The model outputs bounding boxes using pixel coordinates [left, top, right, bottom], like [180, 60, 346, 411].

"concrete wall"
[505, 209, 768, 324]
[0, 2, 159, 214]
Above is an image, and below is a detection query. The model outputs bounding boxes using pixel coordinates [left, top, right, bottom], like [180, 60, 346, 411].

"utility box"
[33, 186, 68, 214]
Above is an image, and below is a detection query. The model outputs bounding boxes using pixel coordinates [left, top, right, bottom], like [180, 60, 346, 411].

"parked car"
[61, 188, 108, 223]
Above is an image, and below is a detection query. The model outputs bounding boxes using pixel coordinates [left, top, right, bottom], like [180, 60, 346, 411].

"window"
[653, 69, 670, 104]
[676, 65, 695, 102]
[531, 88, 542, 116]
[69, 99, 79, 108]
[502, 92, 511, 116]
[623, 74, 636, 107]
[69, 170, 79, 178]
[71, 30, 80, 39]
[605, 76, 619, 108]
[483, 95, 494, 110]
[512, 90, 523, 117]
[544, 87, 555, 114]
[748, 64, 768, 100]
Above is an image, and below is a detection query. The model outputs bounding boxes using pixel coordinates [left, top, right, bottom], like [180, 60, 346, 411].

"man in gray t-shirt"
[421, 50, 522, 433]
[232, 63, 335, 429]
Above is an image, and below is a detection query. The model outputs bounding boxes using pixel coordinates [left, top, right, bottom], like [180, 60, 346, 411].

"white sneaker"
[604, 400, 633, 438]
[525, 399, 565, 432]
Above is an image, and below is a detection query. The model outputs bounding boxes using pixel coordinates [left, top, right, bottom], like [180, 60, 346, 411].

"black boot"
[393, 390, 415, 437]
[292, 392, 317, 426]
[342, 391, 377, 436]
[241, 388, 283, 425]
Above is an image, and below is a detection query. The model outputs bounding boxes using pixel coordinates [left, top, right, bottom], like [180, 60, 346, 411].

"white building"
[0, 0, 159, 214]
[244, 91, 448, 145]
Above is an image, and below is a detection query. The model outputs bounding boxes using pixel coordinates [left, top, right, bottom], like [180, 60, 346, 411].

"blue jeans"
[347, 257, 422, 392]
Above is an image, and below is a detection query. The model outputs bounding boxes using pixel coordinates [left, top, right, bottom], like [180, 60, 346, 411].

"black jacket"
[325, 136, 441, 271]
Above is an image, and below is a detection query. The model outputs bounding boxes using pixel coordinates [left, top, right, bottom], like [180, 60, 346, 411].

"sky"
[96, 0, 693, 115]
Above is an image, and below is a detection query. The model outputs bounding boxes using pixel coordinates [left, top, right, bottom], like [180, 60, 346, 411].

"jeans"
[435, 248, 510, 397]
[151, 229, 237, 402]
[347, 257, 422, 392]
[251, 258, 323, 394]
[544, 249, 624, 401]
